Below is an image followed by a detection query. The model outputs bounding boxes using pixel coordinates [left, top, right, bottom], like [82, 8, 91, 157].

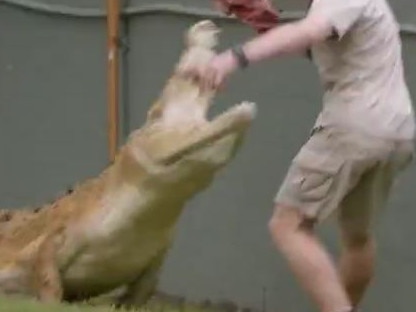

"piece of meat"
[214, 0, 280, 33]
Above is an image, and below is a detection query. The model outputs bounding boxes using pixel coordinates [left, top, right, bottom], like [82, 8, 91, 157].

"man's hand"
[178, 51, 238, 91]
[213, 0, 231, 15]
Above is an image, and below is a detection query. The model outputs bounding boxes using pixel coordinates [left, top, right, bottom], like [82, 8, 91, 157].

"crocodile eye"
[197, 21, 218, 33]
[0, 212, 13, 222]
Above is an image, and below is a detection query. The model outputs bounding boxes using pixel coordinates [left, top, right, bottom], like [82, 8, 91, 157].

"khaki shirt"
[308, 0, 415, 140]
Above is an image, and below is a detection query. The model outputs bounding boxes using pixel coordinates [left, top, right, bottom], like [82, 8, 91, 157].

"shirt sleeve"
[308, 0, 370, 39]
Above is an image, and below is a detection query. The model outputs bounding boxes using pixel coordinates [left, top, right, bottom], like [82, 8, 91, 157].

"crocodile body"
[0, 20, 256, 307]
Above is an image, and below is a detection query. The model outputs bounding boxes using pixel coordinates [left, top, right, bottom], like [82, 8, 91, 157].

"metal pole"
[106, 0, 121, 162]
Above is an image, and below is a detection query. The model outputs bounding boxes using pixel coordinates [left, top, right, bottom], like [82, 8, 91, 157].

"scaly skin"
[0, 20, 257, 307]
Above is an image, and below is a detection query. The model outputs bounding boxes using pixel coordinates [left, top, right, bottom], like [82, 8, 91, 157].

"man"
[178, 0, 415, 311]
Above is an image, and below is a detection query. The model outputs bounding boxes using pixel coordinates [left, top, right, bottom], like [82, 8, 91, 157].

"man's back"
[310, 0, 415, 140]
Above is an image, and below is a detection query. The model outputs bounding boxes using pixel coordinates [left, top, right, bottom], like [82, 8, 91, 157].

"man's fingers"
[176, 64, 223, 92]
[203, 68, 218, 91]
[175, 66, 192, 79]
[176, 66, 201, 83]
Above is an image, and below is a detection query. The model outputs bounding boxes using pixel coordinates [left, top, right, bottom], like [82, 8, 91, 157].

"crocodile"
[0, 20, 256, 307]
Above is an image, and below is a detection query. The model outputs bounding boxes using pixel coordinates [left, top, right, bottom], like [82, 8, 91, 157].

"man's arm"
[176, 12, 336, 90]
[239, 13, 334, 64]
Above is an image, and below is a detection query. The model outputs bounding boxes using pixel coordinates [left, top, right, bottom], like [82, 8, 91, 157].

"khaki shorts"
[274, 126, 414, 224]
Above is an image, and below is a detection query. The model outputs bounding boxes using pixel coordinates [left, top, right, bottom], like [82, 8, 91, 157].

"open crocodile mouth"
[155, 101, 257, 166]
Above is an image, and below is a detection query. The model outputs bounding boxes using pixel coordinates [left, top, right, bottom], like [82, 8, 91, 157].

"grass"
[0, 296, 119, 312]
[0, 293, 221, 312]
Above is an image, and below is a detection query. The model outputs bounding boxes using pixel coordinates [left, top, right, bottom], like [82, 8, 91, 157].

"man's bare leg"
[269, 205, 352, 312]
[338, 230, 375, 309]
[338, 205, 376, 309]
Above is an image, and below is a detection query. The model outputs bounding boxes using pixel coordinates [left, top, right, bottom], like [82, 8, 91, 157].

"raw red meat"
[214, 0, 280, 33]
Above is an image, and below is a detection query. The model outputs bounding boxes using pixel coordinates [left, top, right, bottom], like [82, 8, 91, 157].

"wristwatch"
[231, 45, 249, 69]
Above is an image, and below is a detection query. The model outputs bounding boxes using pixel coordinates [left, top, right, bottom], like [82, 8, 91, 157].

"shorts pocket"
[292, 147, 344, 202]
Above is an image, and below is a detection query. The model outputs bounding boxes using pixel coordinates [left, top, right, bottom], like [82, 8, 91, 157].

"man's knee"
[268, 204, 315, 241]
[338, 209, 374, 250]
[341, 228, 374, 250]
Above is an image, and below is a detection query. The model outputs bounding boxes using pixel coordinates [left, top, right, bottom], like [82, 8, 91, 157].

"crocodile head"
[119, 20, 257, 193]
